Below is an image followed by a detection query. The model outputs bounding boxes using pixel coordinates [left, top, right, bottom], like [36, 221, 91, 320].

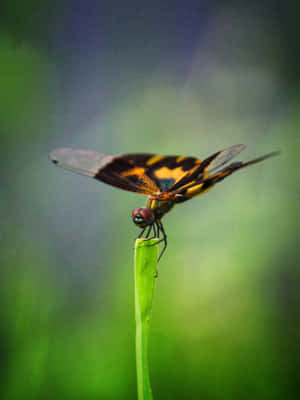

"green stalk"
[134, 238, 159, 400]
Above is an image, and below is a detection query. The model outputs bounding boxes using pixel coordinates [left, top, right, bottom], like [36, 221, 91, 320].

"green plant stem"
[134, 238, 159, 400]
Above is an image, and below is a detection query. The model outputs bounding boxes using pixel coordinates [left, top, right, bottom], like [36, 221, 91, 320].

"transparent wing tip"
[49, 148, 114, 177]
[50, 148, 75, 164]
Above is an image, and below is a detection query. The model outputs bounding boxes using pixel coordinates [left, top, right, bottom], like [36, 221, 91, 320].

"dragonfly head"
[132, 207, 155, 228]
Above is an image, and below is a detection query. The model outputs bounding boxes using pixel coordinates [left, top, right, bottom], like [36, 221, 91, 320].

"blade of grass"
[134, 238, 159, 400]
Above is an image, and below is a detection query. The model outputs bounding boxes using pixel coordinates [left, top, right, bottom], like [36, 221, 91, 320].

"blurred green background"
[1, 1, 299, 399]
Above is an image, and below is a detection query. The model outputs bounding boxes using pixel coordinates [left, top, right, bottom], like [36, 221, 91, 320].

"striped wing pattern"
[50, 146, 278, 199]
[171, 150, 279, 202]
[50, 149, 202, 195]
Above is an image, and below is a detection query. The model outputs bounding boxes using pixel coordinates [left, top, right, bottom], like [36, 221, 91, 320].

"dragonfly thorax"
[132, 207, 155, 228]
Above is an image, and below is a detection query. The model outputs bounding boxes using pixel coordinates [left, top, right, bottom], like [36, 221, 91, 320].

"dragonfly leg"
[138, 227, 146, 239]
[148, 222, 157, 239]
[157, 221, 167, 262]
[137, 221, 167, 262]
[144, 224, 153, 239]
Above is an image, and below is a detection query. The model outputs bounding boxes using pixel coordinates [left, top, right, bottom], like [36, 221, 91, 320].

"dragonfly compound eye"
[134, 214, 143, 223]
[132, 207, 154, 227]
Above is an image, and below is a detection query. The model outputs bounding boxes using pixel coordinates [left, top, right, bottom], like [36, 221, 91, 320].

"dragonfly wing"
[206, 144, 245, 173]
[173, 150, 279, 202]
[164, 144, 245, 194]
[50, 148, 158, 194]
[50, 148, 114, 177]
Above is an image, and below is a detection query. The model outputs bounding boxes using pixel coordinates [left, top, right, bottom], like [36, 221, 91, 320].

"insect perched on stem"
[50, 144, 278, 261]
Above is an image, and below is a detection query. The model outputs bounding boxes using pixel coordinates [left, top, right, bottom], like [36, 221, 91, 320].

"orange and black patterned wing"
[50, 148, 203, 195]
[165, 144, 246, 194]
[97, 146, 245, 196]
[133, 153, 202, 192]
[100, 153, 204, 193]
[50, 148, 160, 195]
[170, 147, 279, 202]
[50, 146, 278, 198]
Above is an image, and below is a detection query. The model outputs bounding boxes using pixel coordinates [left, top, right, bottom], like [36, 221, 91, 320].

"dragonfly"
[50, 144, 278, 261]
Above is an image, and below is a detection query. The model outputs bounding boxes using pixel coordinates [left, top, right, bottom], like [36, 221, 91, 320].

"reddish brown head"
[132, 207, 155, 228]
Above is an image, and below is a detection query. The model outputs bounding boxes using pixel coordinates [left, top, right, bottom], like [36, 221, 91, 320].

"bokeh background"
[1, 1, 299, 399]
